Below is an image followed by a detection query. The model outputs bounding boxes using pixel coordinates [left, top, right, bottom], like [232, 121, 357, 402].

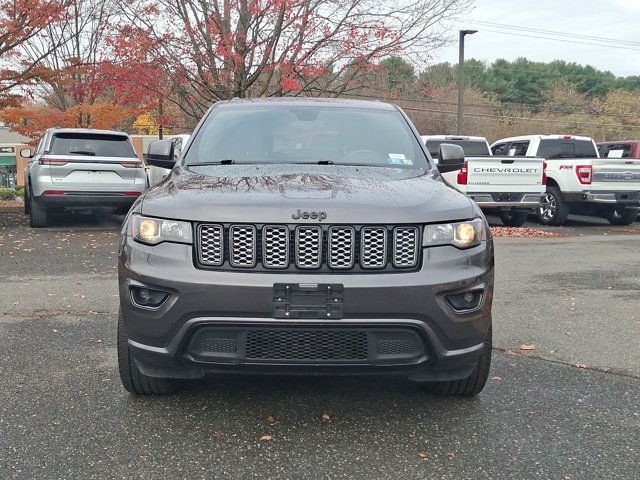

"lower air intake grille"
[199, 338, 238, 353]
[245, 329, 368, 361]
[376, 340, 415, 355]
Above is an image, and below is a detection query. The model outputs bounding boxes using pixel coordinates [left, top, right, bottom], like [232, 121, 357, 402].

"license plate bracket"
[273, 283, 344, 319]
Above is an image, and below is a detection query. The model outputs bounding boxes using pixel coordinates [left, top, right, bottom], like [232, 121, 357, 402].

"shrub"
[0, 188, 17, 201]
[14, 186, 25, 198]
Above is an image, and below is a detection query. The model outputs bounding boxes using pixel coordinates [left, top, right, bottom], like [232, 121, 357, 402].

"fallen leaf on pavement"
[418, 452, 428, 460]
[266, 415, 276, 424]
[491, 376, 503, 381]
[519, 344, 535, 351]
[259, 435, 273, 442]
[575, 363, 587, 369]
[490, 227, 561, 238]
[505, 349, 523, 357]
[447, 452, 456, 457]
[321, 413, 331, 422]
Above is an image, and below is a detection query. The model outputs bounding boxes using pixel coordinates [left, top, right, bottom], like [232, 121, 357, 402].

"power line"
[471, 28, 640, 52]
[467, 20, 640, 47]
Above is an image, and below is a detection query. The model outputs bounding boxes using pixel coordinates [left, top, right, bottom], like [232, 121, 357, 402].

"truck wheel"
[498, 210, 528, 227]
[536, 186, 569, 226]
[29, 196, 48, 228]
[426, 324, 492, 396]
[117, 311, 181, 395]
[606, 206, 639, 226]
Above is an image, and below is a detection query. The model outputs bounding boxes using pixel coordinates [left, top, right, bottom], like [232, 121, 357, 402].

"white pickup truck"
[491, 135, 640, 226]
[422, 135, 545, 226]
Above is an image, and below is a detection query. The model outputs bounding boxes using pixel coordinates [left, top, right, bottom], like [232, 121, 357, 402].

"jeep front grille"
[360, 227, 387, 269]
[263, 226, 289, 269]
[229, 225, 257, 267]
[295, 226, 322, 269]
[198, 224, 224, 266]
[328, 227, 355, 269]
[393, 227, 419, 267]
[196, 224, 420, 272]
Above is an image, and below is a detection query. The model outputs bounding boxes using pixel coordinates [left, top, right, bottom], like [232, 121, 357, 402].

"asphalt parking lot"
[1, 211, 639, 479]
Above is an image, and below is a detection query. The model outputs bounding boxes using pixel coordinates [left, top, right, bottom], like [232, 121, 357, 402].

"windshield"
[184, 105, 429, 169]
[49, 133, 136, 158]
[425, 140, 490, 158]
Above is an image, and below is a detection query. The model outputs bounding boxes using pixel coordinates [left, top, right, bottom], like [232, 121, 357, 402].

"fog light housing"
[130, 286, 169, 309]
[445, 290, 483, 312]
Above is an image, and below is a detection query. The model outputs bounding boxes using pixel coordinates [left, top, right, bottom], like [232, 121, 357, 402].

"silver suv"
[23, 128, 147, 227]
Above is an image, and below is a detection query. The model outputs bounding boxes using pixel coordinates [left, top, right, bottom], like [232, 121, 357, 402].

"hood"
[140, 164, 475, 224]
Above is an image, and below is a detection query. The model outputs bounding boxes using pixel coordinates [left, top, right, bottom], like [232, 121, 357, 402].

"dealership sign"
[0, 146, 15, 154]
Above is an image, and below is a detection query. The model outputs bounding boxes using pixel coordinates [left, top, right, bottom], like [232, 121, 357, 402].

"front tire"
[29, 196, 48, 228]
[426, 324, 492, 396]
[606, 206, 639, 226]
[536, 186, 569, 226]
[498, 210, 528, 227]
[117, 311, 181, 395]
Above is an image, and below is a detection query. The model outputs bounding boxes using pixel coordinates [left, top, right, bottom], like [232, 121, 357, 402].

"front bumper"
[563, 191, 640, 205]
[119, 236, 494, 381]
[469, 192, 542, 209]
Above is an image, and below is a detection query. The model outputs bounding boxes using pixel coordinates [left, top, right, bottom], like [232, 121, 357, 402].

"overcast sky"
[435, 0, 640, 77]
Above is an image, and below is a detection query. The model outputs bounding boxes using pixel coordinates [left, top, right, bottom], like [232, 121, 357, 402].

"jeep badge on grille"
[291, 209, 327, 221]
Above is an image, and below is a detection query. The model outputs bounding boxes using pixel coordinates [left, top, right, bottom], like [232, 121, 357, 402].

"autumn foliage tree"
[114, 0, 469, 120]
[0, 0, 67, 107]
[1, 0, 137, 138]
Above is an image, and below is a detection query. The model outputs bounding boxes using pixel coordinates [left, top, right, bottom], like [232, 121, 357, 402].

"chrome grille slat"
[295, 226, 322, 269]
[198, 224, 224, 266]
[393, 227, 419, 267]
[360, 227, 387, 269]
[328, 227, 355, 269]
[229, 225, 257, 267]
[263, 226, 289, 269]
[197, 224, 419, 271]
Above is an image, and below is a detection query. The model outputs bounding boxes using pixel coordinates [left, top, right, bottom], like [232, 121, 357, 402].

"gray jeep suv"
[118, 99, 494, 396]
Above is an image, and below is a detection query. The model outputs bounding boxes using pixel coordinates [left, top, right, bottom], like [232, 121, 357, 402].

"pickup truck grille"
[196, 224, 421, 272]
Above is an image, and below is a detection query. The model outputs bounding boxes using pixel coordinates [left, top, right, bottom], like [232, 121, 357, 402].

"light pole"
[457, 29, 477, 135]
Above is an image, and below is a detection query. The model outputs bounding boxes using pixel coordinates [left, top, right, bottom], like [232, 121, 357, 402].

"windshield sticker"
[389, 153, 406, 160]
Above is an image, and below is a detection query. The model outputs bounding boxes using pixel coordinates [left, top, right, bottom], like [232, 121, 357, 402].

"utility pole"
[158, 94, 164, 140]
[457, 29, 477, 135]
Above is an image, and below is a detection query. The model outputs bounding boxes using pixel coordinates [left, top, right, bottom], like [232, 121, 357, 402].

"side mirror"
[20, 148, 33, 158]
[436, 143, 465, 173]
[144, 139, 178, 169]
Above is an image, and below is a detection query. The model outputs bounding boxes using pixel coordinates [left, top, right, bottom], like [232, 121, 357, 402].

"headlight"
[423, 218, 485, 249]
[131, 215, 193, 245]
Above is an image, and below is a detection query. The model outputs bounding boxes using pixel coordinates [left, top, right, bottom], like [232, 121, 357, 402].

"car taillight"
[39, 158, 68, 166]
[457, 161, 468, 185]
[576, 165, 592, 185]
[120, 161, 143, 168]
[542, 161, 547, 185]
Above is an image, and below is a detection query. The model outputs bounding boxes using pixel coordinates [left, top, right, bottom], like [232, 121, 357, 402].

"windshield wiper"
[187, 159, 237, 166]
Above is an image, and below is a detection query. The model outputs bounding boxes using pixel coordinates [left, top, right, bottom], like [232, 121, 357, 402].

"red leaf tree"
[114, 0, 469, 119]
[0, 0, 67, 107]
